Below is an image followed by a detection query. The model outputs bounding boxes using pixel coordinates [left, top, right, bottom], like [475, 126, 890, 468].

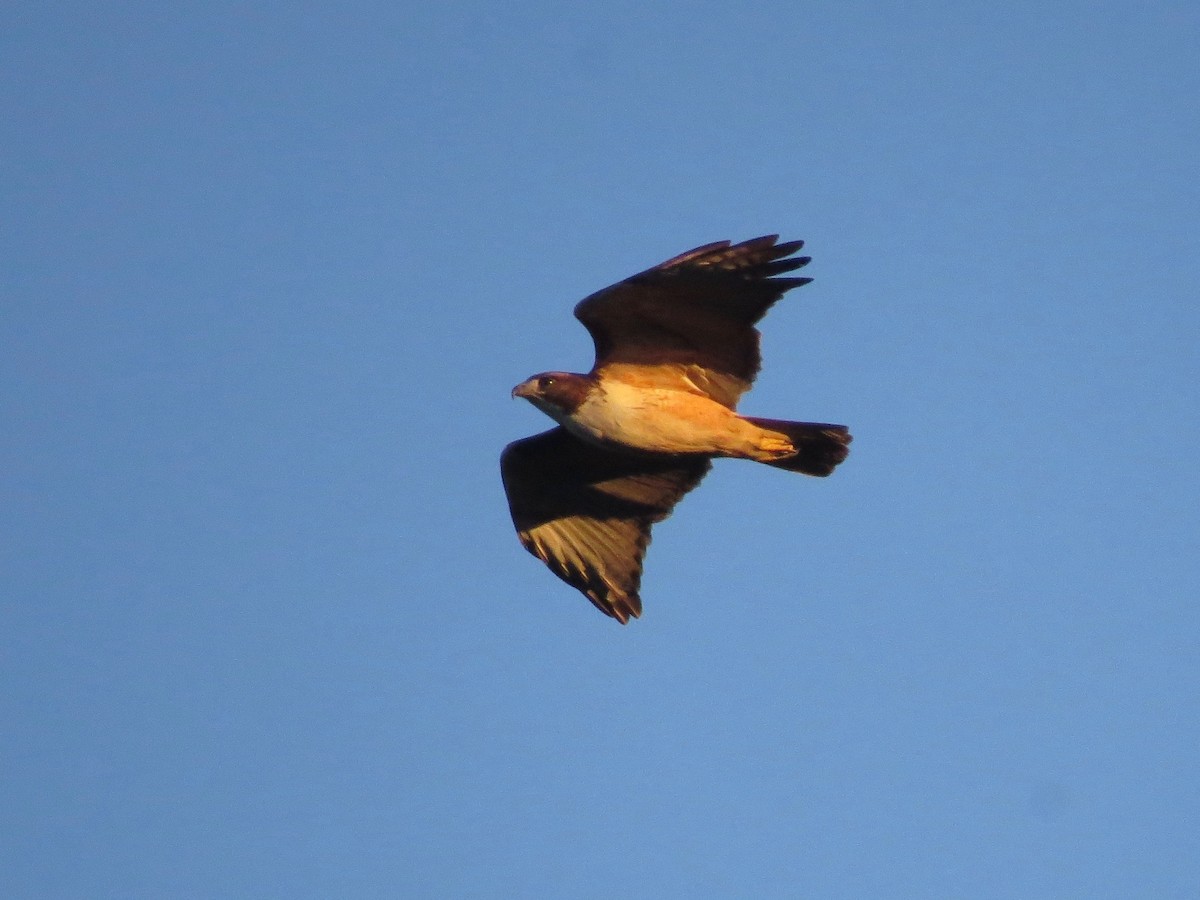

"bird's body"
[514, 372, 800, 461]
[501, 236, 851, 623]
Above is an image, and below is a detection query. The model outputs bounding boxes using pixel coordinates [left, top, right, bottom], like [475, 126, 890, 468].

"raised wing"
[574, 235, 812, 408]
[500, 428, 711, 623]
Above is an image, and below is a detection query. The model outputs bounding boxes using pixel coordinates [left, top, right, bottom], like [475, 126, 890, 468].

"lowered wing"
[500, 428, 711, 623]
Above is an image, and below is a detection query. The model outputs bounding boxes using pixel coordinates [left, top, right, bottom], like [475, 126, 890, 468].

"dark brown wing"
[500, 427, 711, 623]
[574, 235, 812, 408]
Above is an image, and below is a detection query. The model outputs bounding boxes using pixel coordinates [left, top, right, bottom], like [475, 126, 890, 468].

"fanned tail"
[744, 417, 852, 476]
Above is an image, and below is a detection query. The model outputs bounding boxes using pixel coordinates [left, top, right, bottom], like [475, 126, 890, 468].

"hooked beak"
[511, 379, 536, 400]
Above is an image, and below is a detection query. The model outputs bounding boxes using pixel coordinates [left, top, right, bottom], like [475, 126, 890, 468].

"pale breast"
[567, 379, 752, 455]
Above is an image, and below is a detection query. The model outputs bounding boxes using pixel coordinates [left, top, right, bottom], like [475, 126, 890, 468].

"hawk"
[501, 236, 851, 623]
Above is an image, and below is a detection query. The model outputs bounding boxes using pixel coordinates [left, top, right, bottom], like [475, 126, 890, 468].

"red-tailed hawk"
[501, 236, 851, 623]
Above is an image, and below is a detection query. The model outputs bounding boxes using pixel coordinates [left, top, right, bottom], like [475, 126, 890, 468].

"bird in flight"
[501, 235, 851, 624]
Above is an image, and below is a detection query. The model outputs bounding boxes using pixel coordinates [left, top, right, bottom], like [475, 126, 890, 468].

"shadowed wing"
[500, 428, 711, 623]
[574, 235, 812, 408]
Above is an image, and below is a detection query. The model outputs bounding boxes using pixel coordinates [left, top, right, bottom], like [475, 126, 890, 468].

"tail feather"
[744, 417, 852, 476]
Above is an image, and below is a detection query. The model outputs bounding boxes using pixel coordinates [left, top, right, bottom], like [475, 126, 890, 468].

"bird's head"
[511, 372, 593, 422]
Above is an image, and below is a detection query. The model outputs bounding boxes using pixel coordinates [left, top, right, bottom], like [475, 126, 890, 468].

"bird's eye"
[538, 376, 556, 389]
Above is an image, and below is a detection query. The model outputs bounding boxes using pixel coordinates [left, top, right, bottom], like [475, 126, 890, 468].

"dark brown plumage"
[501, 429, 710, 623]
[575, 235, 812, 408]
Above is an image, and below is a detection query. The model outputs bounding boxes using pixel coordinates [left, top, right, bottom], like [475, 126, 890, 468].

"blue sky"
[3, 2, 1198, 897]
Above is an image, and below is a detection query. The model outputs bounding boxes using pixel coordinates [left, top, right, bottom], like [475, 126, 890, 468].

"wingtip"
[737, 235, 806, 255]
[611, 603, 640, 625]
[591, 590, 641, 624]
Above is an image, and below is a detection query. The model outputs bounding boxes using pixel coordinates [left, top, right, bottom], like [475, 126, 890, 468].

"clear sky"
[3, 2, 1198, 897]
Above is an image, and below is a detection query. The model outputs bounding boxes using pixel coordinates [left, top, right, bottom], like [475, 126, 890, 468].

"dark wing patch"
[574, 235, 812, 407]
[500, 428, 711, 623]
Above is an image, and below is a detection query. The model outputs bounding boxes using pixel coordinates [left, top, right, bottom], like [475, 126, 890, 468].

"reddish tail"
[744, 417, 852, 476]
